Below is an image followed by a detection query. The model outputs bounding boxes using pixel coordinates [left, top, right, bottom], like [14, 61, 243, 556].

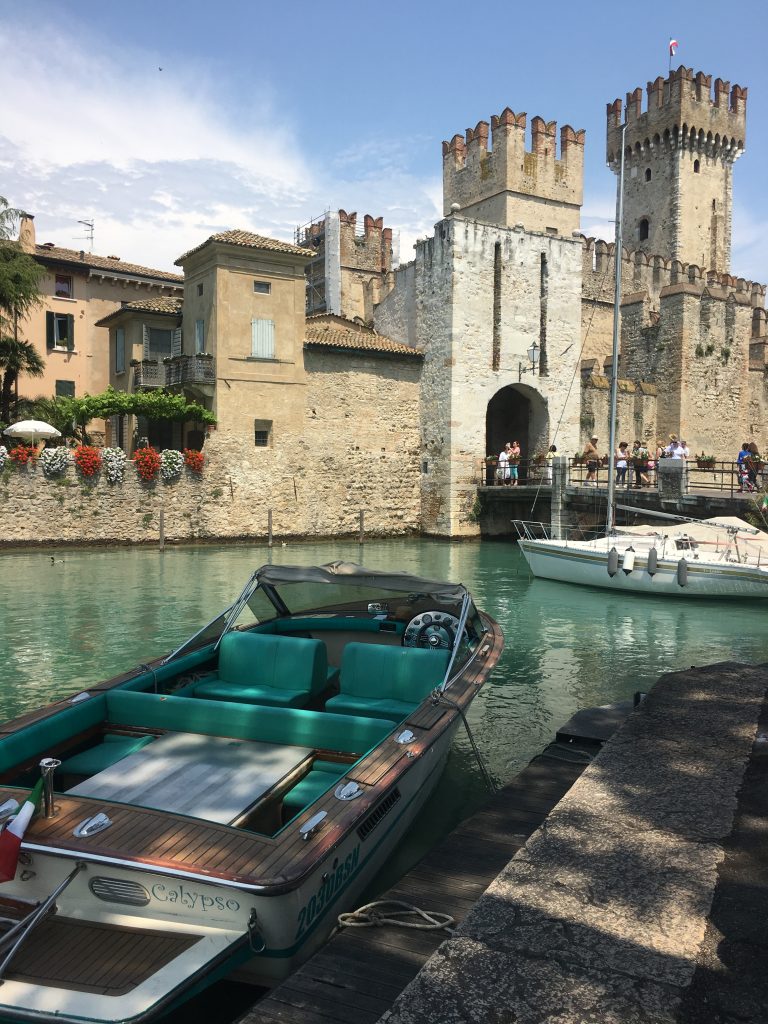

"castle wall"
[607, 68, 746, 273]
[0, 350, 422, 544]
[443, 111, 584, 236]
[579, 376, 658, 452]
[376, 216, 583, 536]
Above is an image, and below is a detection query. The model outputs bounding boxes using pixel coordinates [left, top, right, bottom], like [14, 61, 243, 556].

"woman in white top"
[496, 443, 511, 485]
[615, 442, 629, 486]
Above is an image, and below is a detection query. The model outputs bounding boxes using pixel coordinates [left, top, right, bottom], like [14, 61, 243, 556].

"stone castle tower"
[607, 67, 747, 274]
[443, 111, 585, 236]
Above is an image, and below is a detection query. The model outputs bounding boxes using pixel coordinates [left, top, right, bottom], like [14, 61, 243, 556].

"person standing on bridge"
[509, 441, 521, 486]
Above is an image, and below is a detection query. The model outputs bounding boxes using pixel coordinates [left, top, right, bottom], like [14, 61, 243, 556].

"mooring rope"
[431, 689, 497, 794]
[338, 900, 455, 933]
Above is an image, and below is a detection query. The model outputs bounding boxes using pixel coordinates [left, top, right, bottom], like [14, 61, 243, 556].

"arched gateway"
[486, 384, 549, 475]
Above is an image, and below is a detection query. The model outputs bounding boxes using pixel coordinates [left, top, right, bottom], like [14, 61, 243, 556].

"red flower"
[74, 445, 102, 477]
[183, 448, 204, 473]
[133, 446, 161, 482]
[8, 445, 31, 466]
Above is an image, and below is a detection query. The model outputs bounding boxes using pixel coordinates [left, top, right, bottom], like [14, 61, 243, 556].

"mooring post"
[158, 508, 165, 551]
[550, 456, 571, 540]
[268, 509, 273, 548]
[358, 510, 365, 544]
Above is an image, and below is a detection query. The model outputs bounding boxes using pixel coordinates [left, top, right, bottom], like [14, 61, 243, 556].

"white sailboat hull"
[518, 538, 768, 598]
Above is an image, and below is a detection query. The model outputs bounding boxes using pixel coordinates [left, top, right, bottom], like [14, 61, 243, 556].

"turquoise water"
[2, 537, 768, 881]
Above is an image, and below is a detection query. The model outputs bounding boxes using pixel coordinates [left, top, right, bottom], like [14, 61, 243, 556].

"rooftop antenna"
[75, 219, 94, 252]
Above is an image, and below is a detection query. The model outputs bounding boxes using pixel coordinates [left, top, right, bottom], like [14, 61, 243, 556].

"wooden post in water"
[358, 510, 365, 544]
[267, 509, 273, 547]
[158, 508, 165, 552]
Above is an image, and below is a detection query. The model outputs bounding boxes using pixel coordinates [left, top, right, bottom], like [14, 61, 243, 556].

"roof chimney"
[18, 214, 35, 253]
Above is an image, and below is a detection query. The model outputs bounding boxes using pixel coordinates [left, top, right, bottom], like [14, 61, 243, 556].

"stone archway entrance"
[485, 384, 548, 481]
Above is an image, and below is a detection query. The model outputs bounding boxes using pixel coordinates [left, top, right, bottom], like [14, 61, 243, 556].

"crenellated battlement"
[579, 234, 765, 308]
[442, 107, 585, 235]
[607, 66, 747, 166]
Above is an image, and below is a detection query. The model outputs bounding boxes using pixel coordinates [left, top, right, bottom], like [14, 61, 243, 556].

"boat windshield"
[163, 563, 484, 669]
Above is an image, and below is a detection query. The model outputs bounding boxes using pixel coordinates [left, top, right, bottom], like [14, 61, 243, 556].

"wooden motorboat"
[0, 562, 502, 1024]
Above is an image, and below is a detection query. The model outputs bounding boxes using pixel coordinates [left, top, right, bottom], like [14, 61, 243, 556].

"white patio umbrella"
[3, 420, 62, 443]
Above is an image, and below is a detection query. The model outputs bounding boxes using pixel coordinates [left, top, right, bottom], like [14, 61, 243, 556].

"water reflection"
[2, 537, 767, 782]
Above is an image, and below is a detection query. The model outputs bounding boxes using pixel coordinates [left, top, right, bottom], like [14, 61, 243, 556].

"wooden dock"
[242, 742, 594, 1024]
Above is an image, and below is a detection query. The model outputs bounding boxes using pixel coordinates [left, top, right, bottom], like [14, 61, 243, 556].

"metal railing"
[132, 361, 164, 389]
[164, 354, 216, 387]
[478, 459, 551, 487]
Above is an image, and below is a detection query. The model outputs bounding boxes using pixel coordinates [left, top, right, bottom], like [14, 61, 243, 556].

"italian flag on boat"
[0, 780, 43, 882]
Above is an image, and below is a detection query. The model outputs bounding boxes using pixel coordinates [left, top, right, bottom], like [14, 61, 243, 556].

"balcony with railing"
[164, 354, 216, 387]
[131, 355, 216, 392]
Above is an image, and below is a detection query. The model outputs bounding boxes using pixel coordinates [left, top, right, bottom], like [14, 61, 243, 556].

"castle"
[8, 64, 766, 543]
[372, 64, 766, 534]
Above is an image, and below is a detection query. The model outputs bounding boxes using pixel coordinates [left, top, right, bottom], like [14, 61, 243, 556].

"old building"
[375, 109, 585, 535]
[12, 215, 182, 410]
[581, 66, 766, 460]
[296, 210, 395, 323]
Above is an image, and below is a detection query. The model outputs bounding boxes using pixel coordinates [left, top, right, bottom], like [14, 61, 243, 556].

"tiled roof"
[304, 315, 422, 359]
[175, 229, 315, 265]
[33, 244, 183, 283]
[95, 296, 182, 327]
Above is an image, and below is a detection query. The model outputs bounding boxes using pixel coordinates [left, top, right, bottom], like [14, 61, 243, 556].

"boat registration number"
[295, 844, 360, 939]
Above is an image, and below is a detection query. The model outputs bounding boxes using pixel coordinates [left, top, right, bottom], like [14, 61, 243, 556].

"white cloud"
[0, 19, 441, 272]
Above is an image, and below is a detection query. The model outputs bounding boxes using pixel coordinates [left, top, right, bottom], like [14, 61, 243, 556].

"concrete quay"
[380, 662, 768, 1024]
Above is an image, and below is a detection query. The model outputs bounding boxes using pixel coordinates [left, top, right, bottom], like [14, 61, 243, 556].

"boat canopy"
[254, 562, 468, 602]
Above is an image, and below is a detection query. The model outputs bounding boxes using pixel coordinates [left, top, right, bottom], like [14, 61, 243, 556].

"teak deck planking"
[242, 746, 590, 1024]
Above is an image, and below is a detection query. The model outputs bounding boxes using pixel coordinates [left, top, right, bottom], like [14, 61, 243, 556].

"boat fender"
[607, 547, 619, 577]
[677, 558, 688, 587]
[647, 547, 658, 576]
[622, 547, 636, 575]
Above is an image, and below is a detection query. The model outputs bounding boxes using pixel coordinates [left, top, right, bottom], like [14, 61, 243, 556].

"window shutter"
[172, 327, 182, 357]
[46, 311, 55, 350]
[66, 314, 75, 351]
[142, 324, 150, 360]
[251, 319, 275, 359]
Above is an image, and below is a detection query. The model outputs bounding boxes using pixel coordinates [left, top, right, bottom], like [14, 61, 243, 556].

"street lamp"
[518, 341, 540, 382]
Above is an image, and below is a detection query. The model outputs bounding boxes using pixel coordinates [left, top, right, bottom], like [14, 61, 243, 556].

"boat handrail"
[439, 591, 471, 691]
[0, 861, 85, 981]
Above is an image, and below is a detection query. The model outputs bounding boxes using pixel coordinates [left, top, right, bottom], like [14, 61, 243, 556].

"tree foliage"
[0, 243, 44, 336]
[59, 387, 217, 430]
[0, 197, 27, 242]
[0, 336, 45, 423]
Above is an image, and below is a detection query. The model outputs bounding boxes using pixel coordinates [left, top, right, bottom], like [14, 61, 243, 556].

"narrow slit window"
[639, 218, 650, 241]
[693, 159, 700, 173]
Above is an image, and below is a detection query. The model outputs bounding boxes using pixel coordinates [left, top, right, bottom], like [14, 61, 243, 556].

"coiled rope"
[338, 900, 455, 933]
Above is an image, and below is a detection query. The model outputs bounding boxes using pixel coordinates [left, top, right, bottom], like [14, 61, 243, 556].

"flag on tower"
[669, 39, 679, 57]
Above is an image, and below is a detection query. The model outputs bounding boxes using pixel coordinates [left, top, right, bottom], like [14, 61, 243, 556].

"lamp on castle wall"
[518, 341, 540, 382]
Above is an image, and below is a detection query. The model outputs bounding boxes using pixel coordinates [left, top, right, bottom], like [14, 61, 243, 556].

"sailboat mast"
[606, 123, 627, 536]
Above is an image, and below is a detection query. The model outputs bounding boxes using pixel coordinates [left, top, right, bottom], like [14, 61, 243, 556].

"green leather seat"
[59, 734, 155, 777]
[326, 643, 450, 722]
[283, 763, 347, 816]
[193, 631, 328, 708]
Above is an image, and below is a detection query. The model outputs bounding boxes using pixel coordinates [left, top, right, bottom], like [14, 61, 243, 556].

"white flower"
[39, 446, 70, 477]
[102, 447, 127, 484]
[160, 448, 185, 482]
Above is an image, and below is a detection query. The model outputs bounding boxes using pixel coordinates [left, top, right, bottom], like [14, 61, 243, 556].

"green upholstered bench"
[282, 761, 348, 817]
[326, 643, 450, 722]
[59, 734, 156, 777]
[191, 631, 329, 708]
[105, 691, 393, 754]
[0, 695, 108, 776]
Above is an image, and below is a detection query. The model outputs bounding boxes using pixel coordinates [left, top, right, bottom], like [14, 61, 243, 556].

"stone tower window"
[639, 218, 650, 242]
[693, 159, 700, 173]
[645, 168, 652, 182]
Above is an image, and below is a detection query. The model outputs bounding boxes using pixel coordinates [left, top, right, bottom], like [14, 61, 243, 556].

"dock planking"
[241, 742, 594, 1024]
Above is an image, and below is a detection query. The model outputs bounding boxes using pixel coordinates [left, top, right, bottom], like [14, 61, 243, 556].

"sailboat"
[514, 123, 768, 599]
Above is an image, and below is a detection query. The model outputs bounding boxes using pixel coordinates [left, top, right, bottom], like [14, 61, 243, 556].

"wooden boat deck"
[3, 918, 199, 995]
[241, 743, 592, 1024]
[7, 632, 502, 892]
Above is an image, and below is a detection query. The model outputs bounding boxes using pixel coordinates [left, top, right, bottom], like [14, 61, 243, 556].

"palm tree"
[0, 337, 45, 424]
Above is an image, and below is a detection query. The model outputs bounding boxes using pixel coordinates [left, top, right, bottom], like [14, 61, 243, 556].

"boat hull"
[518, 539, 768, 598]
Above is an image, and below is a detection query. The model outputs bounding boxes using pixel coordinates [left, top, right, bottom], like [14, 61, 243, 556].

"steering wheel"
[402, 611, 461, 650]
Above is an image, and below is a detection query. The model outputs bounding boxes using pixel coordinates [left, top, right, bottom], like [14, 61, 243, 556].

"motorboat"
[514, 514, 768, 598]
[0, 562, 502, 1024]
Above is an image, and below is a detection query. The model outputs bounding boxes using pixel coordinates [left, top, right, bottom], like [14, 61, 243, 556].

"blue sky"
[2, 0, 766, 281]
